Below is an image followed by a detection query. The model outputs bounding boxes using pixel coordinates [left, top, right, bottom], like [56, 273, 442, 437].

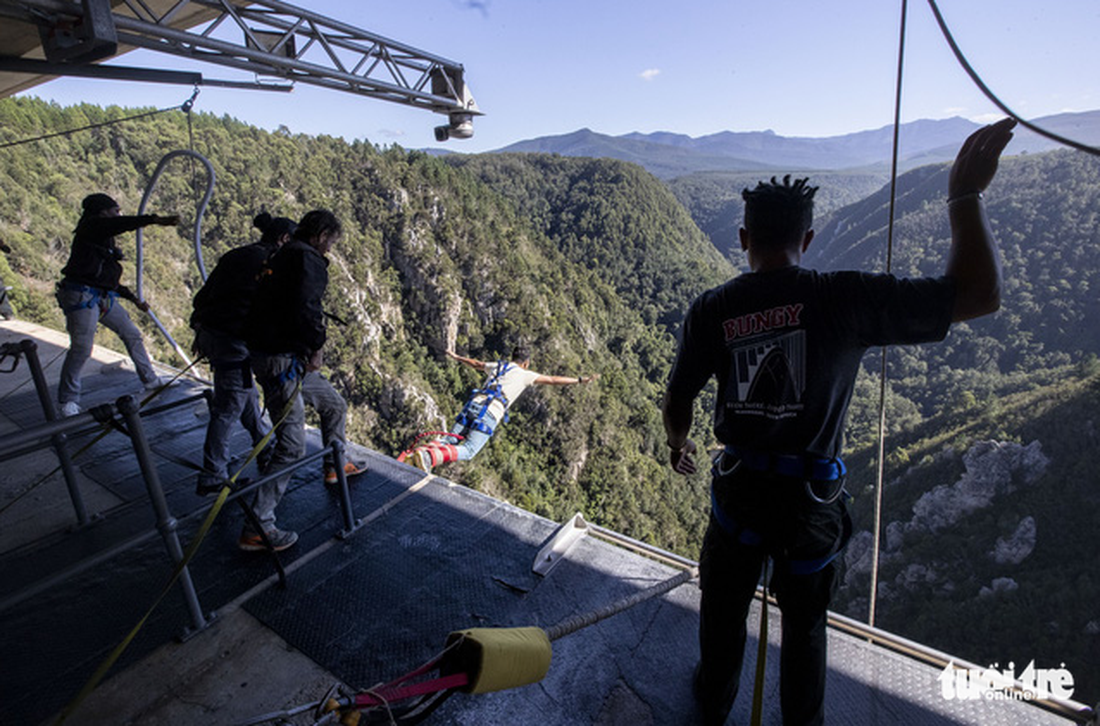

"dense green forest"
[1, 96, 1097, 704]
[668, 169, 889, 260]
[0, 96, 723, 556]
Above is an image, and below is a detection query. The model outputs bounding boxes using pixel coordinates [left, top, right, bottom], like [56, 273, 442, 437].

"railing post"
[20, 339, 89, 526]
[116, 394, 211, 637]
[330, 439, 360, 537]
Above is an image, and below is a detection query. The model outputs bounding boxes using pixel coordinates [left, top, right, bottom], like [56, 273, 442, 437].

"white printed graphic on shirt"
[726, 330, 807, 420]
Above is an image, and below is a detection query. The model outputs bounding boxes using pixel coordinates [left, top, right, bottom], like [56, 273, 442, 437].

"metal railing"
[0, 337, 364, 639]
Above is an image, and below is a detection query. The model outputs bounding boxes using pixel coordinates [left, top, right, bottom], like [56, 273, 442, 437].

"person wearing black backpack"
[191, 212, 296, 495]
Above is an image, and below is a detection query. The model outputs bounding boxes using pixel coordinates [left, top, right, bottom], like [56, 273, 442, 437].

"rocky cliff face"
[843, 439, 1049, 609]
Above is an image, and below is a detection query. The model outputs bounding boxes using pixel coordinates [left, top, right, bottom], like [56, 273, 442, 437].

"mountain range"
[493, 110, 1100, 179]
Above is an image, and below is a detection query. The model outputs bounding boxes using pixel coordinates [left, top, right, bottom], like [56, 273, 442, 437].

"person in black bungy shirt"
[55, 193, 179, 417]
[191, 212, 297, 496]
[241, 209, 342, 553]
[662, 118, 1017, 726]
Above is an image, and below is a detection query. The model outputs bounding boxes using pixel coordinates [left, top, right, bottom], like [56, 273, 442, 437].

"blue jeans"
[195, 328, 267, 488]
[444, 402, 497, 461]
[301, 371, 347, 467]
[56, 285, 157, 406]
[249, 353, 305, 532]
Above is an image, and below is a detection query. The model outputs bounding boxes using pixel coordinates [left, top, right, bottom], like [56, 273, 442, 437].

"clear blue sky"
[22, 0, 1100, 153]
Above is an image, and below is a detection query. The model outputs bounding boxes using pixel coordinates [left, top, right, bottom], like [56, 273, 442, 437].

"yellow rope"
[52, 375, 303, 725]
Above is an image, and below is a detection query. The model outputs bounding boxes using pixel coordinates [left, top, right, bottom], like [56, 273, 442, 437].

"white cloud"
[379, 128, 407, 139]
[970, 113, 1004, 124]
[639, 68, 661, 82]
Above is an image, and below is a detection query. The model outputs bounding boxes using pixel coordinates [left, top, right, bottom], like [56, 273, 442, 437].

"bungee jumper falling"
[398, 346, 599, 473]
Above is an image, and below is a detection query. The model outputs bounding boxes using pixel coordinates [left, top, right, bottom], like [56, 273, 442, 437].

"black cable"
[926, 0, 1100, 157]
[0, 102, 184, 151]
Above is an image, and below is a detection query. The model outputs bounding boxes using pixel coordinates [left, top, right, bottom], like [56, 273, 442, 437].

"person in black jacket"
[241, 209, 342, 552]
[56, 193, 178, 416]
[191, 212, 296, 494]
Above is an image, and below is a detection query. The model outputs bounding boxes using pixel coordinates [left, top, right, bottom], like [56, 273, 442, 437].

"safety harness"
[254, 354, 305, 388]
[711, 446, 853, 575]
[453, 360, 512, 436]
[57, 280, 117, 316]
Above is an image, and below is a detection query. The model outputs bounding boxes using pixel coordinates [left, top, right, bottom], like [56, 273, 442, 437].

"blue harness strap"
[455, 360, 512, 436]
[57, 281, 114, 315]
[254, 355, 304, 388]
[274, 355, 305, 386]
[710, 446, 853, 574]
[723, 445, 846, 481]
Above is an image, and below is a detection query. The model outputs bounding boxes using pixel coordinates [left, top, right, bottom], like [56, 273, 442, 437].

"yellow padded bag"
[441, 627, 553, 694]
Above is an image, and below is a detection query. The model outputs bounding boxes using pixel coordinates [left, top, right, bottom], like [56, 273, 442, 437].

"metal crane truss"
[0, 0, 480, 133]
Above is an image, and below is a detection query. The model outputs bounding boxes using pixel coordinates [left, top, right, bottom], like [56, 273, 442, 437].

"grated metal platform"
[0, 320, 1090, 725]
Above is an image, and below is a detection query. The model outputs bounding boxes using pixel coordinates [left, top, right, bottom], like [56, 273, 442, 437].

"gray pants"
[301, 370, 347, 467]
[56, 286, 157, 406]
[249, 353, 305, 532]
[195, 328, 267, 488]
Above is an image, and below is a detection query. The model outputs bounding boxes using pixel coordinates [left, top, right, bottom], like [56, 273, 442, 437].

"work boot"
[238, 527, 298, 552]
[324, 460, 366, 486]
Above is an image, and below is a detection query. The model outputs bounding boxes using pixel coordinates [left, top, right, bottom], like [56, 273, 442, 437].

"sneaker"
[324, 460, 366, 486]
[238, 527, 298, 552]
[59, 401, 81, 417]
[143, 375, 169, 391]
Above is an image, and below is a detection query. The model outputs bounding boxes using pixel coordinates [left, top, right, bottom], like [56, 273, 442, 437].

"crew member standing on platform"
[663, 119, 1016, 725]
[191, 212, 295, 495]
[56, 193, 178, 417]
[242, 209, 341, 552]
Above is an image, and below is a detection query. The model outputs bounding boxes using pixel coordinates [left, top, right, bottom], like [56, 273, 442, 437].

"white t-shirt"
[474, 362, 541, 422]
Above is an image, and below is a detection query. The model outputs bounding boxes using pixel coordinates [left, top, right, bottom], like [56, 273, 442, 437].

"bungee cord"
[926, 0, 1100, 158]
[868, 0, 909, 631]
[868, 0, 1098, 628]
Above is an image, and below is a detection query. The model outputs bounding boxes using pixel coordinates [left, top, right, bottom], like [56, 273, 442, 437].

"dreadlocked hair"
[741, 174, 818, 248]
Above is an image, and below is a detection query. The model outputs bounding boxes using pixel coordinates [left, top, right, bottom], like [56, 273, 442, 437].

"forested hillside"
[0, 96, 726, 556]
[668, 169, 889, 260]
[809, 150, 1100, 421]
[2, 96, 1098, 704]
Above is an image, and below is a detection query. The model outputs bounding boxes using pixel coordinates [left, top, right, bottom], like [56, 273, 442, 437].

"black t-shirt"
[666, 266, 955, 458]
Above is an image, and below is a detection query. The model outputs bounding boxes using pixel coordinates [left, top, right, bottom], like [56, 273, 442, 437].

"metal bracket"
[533, 512, 589, 577]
